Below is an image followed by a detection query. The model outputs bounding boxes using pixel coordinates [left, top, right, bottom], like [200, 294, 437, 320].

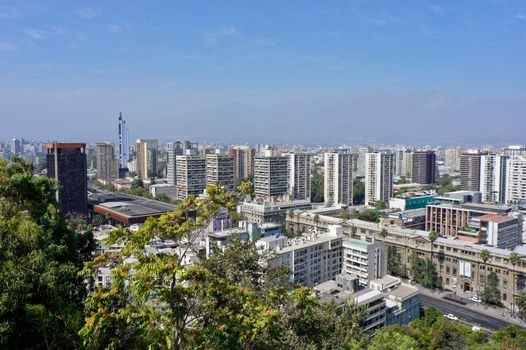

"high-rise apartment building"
[460, 150, 485, 191]
[410, 150, 436, 184]
[136, 139, 158, 180]
[118, 113, 129, 175]
[286, 153, 312, 201]
[365, 151, 394, 206]
[445, 148, 461, 172]
[229, 146, 255, 180]
[175, 155, 206, 200]
[206, 154, 234, 191]
[96, 142, 119, 180]
[11, 138, 22, 155]
[324, 151, 353, 206]
[254, 156, 288, 201]
[479, 154, 508, 203]
[166, 141, 198, 185]
[506, 156, 526, 203]
[504, 145, 526, 157]
[46, 143, 88, 217]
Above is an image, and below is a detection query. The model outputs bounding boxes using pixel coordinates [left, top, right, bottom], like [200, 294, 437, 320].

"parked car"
[469, 296, 482, 303]
[472, 326, 481, 332]
[446, 314, 459, 321]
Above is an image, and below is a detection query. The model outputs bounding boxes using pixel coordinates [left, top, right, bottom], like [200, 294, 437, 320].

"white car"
[470, 296, 482, 303]
[446, 314, 459, 321]
[472, 326, 481, 332]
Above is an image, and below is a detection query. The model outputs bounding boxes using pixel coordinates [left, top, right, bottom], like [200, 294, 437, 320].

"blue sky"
[1, 1, 526, 145]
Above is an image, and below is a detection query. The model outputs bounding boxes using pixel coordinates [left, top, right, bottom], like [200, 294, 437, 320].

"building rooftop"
[344, 239, 372, 247]
[474, 214, 517, 223]
[387, 283, 420, 300]
[91, 192, 177, 224]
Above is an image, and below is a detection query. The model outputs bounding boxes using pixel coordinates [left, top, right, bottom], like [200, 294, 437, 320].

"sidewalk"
[413, 282, 526, 328]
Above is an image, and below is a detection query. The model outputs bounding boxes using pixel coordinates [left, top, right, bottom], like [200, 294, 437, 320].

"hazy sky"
[1, 0, 526, 145]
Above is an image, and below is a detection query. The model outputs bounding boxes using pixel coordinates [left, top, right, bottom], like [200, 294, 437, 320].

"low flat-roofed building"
[149, 184, 177, 199]
[90, 192, 177, 225]
[370, 275, 420, 326]
[381, 208, 426, 230]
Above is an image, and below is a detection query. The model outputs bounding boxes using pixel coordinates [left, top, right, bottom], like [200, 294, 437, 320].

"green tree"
[380, 228, 388, 239]
[0, 158, 86, 349]
[517, 291, 526, 320]
[387, 246, 407, 278]
[372, 200, 387, 210]
[367, 328, 418, 350]
[311, 173, 324, 203]
[481, 272, 502, 306]
[352, 178, 365, 205]
[130, 178, 144, 190]
[314, 214, 320, 226]
[237, 180, 254, 201]
[480, 249, 491, 297]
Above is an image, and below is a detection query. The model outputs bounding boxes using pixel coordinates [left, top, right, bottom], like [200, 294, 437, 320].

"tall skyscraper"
[206, 154, 235, 191]
[506, 156, 526, 204]
[176, 155, 207, 200]
[46, 143, 87, 217]
[480, 154, 508, 203]
[118, 113, 129, 176]
[445, 148, 462, 172]
[229, 146, 255, 180]
[166, 141, 199, 185]
[365, 151, 394, 206]
[11, 138, 22, 155]
[286, 153, 312, 201]
[324, 151, 352, 206]
[96, 142, 119, 180]
[410, 150, 437, 184]
[460, 150, 485, 191]
[254, 156, 288, 201]
[136, 139, 158, 180]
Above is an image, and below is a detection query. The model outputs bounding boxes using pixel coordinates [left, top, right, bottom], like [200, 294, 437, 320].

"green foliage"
[311, 173, 324, 203]
[481, 272, 502, 306]
[372, 201, 387, 210]
[200, 236, 291, 294]
[351, 209, 384, 223]
[237, 179, 254, 201]
[0, 157, 87, 348]
[387, 246, 407, 278]
[436, 175, 460, 195]
[517, 292, 526, 320]
[409, 252, 442, 289]
[367, 328, 418, 350]
[353, 178, 365, 205]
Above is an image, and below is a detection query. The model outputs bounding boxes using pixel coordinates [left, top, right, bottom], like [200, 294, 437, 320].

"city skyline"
[1, 1, 526, 144]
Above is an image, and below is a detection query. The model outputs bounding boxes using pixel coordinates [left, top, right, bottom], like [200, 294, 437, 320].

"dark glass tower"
[46, 143, 88, 217]
[118, 112, 129, 177]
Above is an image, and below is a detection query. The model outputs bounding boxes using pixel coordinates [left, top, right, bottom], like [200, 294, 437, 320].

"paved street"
[420, 294, 509, 331]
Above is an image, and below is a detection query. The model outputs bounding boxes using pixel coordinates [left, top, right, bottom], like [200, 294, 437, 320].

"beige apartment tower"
[96, 142, 118, 180]
[136, 139, 158, 180]
[365, 151, 394, 206]
[324, 151, 353, 206]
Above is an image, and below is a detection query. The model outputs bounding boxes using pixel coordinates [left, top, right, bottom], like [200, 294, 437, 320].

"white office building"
[365, 151, 394, 206]
[324, 151, 353, 206]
